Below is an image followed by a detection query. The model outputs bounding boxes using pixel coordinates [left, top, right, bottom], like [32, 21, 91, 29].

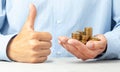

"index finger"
[32, 32, 52, 41]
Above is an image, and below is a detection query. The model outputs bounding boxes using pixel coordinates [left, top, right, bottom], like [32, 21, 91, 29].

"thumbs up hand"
[7, 4, 52, 63]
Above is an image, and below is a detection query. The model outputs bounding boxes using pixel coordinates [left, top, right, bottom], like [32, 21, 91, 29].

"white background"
[0, 57, 119, 72]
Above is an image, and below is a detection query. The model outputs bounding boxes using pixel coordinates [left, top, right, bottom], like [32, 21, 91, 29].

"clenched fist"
[7, 4, 52, 63]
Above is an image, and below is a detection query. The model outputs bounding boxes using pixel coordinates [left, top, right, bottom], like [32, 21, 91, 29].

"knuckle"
[46, 32, 52, 40]
[39, 57, 47, 63]
[30, 32, 36, 39]
[42, 42, 52, 48]
[47, 49, 51, 55]
[30, 58, 39, 63]
[31, 51, 38, 57]
[48, 42, 52, 48]
[41, 49, 51, 56]
[29, 55, 47, 63]
[29, 40, 38, 48]
[29, 50, 38, 57]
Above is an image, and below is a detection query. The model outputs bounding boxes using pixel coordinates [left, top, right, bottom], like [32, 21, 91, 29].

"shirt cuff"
[0, 34, 16, 61]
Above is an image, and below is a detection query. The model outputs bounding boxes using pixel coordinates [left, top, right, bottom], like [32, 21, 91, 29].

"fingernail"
[29, 3, 32, 9]
[59, 37, 68, 43]
[86, 42, 94, 49]
[68, 39, 74, 44]
[89, 43, 93, 48]
[58, 40, 61, 44]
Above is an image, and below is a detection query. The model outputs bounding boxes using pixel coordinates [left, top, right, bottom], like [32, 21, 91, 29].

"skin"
[58, 34, 107, 61]
[7, 4, 52, 63]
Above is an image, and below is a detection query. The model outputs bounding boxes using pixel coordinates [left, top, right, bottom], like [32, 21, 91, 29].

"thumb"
[25, 4, 37, 30]
[86, 41, 94, 50]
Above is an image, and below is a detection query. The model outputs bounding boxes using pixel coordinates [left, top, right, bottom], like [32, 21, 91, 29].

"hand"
[7, 4, 52, 63]
[58, 34, 107, 61]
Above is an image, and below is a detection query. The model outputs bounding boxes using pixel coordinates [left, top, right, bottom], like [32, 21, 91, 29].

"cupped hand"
[58, 34, 107, 61]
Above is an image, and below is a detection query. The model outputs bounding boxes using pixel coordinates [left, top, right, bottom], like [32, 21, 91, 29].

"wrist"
[7, 35, 17, 61]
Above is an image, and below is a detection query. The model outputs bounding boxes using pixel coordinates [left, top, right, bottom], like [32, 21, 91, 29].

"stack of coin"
[72, 32, 81, 40]
[72, 27, 100, 44]
[81, 35, 88, 44]
[84, 27, 92, 38]
[90, 37, 100, 41]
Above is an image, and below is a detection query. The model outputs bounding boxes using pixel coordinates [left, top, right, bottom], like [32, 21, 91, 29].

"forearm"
[97, 26, 120, 60]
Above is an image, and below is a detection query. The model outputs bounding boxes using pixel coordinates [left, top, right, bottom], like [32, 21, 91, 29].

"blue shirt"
[0, 0, 120, 61]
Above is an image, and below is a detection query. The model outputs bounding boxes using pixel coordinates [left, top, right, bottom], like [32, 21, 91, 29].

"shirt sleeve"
[0, 34, 16, 61]
[0, 0, 16, 61]
[97, 0, 120, 60]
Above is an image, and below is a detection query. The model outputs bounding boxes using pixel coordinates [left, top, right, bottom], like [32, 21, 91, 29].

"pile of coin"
[72, 27, 100, 44]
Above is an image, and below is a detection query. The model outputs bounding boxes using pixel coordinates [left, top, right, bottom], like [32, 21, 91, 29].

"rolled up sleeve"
[97, 0, 120, 60]
[0, 0, 16, 61]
